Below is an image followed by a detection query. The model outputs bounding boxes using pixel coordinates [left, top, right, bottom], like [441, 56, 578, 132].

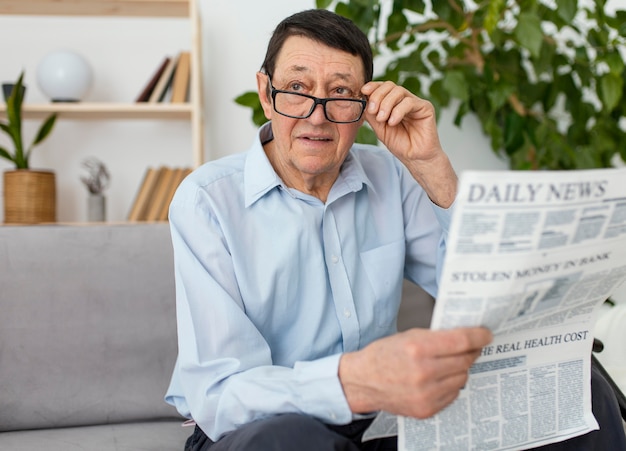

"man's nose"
[307, 101, 328, 123]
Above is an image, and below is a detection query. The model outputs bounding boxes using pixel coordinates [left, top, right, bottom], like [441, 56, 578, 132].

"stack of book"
[127, 166, 192, 221]
[135, 51, 191, 103]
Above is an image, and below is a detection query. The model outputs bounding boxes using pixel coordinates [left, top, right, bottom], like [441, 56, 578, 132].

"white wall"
[0, 0, 505, 224]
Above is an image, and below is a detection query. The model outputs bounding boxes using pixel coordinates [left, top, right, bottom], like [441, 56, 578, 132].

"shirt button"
[331, 255, 339, 264]
[343, 308, 351, 318]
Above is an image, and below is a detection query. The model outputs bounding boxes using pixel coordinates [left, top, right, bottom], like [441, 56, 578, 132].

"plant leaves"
[556, 0, 577, 23]
[356, 124, 378, 144]
[0, 145, 13, 162]
[484, 0, 505, 34]
[514, 12, 543, 58]
[442, 70, 469, 102]
[599, 73, 623, 112]
[316, 0, 333, 8]
[32, 114, 57, 146]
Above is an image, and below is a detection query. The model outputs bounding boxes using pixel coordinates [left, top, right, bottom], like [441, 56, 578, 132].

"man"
[165, 9, 625, 451]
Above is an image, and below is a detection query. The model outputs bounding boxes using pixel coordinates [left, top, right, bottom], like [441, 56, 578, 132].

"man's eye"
[333, 87, 353, 97]
[288, 83, 304, 92]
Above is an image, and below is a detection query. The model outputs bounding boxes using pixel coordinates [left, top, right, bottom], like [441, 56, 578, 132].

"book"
[156, 167, 192, 220]
[135, 56, 170, 102]
[170, 51, 191, 103]
[148, 53, 180, 103]
[127, 167, 161, 221]
[145, 167, 176, 221]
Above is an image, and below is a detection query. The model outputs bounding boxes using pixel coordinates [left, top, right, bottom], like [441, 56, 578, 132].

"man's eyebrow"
[281, 66, 358, 83]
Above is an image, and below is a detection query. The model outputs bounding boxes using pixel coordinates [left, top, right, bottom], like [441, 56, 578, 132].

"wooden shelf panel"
[0, 103, 192, 120]
[0, 0, 189, 17]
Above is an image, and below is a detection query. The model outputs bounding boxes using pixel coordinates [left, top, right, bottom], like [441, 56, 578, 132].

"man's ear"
[256, 72, 273, 120]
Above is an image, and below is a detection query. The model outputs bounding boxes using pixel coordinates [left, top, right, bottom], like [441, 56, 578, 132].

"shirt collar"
[244, 122, 376, 207]
[244, 124, 282, 207]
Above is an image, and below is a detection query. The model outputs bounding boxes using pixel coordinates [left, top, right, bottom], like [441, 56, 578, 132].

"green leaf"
[403, 0, 426, 14]
[599, 73, 623, 112]
[431, 0, 465, 29]
[316, 0, 333, 8]
[234, 91, 267, 127]
[488, 83, 515, 110]
[402, 76, 421, 96]
[514, 12, 543, 58]
[442, 70, 469, 102]
[603, 52, 625, 76]
[428, 79, 451, 108]
[503, 112, 525, 155]
[484, 0, 505, 34]
[234, 91, 261, 108]
[356, 124, 378, 144]
[453, 100, 469, 126]
[556, 0, 577, 22]
[0, 145, 14, 163]
[32, 114, 57, 147]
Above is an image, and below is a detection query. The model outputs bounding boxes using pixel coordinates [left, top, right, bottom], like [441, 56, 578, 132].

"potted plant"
[0, 71, 57, 224]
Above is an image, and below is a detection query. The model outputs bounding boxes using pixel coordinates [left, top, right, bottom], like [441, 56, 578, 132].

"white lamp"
[37, 50, 93, 102]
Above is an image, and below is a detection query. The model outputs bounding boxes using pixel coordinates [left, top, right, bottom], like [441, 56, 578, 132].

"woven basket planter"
[3, 170, 56, 224]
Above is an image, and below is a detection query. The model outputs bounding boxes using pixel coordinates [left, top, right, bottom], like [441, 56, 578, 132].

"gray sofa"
[0, 222, 434, 450]
[0, 223, 190, 450]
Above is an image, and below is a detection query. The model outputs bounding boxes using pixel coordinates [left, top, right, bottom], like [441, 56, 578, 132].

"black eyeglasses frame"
[267, 77, 367, 124]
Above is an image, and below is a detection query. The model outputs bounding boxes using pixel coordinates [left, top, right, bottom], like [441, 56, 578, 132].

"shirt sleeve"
[430, 199, 455, 291]
[164, 183, 353, 441]
[399, 160, 454, 298]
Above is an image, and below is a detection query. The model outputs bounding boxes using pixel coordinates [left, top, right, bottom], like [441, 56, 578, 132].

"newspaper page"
[372, 168, 626, 450]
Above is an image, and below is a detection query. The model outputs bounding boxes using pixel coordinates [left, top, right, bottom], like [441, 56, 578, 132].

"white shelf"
[0, 0, 189, 17]
[0, 103, 192, 120]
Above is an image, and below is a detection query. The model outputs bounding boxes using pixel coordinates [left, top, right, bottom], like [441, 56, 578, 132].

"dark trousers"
[185, 366, 626, 451]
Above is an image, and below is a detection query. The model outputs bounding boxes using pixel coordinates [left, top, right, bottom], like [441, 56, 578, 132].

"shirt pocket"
[360, 239, 405, 327]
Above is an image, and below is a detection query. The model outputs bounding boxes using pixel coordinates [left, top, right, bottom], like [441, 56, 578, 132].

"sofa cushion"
[0, 420, 191, 451]
[0, 224, 182, 431]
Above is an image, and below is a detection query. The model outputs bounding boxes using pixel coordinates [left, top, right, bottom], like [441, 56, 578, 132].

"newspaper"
[365, 167, 626, 450]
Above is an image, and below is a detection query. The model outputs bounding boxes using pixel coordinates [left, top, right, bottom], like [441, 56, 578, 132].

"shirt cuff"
[294, 353, 353, 425]
[431, 197, 455, 236]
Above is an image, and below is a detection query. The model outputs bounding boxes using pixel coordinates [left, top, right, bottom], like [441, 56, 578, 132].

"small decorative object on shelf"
[80, 157, 110, 222]
[1, 71, 58, 224]
[37, 49, 93, 102]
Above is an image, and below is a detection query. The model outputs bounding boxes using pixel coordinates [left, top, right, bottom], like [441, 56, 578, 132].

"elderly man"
[165, 9, 625, 451]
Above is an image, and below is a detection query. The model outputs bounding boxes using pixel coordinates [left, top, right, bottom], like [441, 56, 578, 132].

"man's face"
[257, 35, 365, 193]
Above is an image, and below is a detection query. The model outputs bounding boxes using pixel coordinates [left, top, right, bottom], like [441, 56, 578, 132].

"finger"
[362, 81, 396, 116]
[427, 327, 493, 357]
[406, 370, 469, 418]
[402, 327, 491, 358]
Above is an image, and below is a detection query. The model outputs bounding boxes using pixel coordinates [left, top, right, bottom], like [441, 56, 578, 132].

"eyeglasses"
[268, 77, 366, 124]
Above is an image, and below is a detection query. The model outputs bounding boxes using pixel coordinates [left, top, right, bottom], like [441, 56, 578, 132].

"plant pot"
[3, 169, 56, 224]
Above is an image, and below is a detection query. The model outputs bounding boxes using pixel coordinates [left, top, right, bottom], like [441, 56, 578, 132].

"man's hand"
[338, 327, 493, 419]
[361, 81, 457, 208]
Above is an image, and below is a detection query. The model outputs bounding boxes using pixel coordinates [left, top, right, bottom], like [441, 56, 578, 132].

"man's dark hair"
[261, 9, 374, 83]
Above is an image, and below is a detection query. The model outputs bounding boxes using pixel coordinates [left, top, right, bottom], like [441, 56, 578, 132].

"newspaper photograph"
[391, 167, 626, 450]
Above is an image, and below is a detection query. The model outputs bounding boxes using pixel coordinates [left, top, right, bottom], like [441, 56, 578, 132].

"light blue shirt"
[165, 123, 452, 440]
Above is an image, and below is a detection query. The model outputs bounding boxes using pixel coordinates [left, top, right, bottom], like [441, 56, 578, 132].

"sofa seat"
[0, 421, 191, 451]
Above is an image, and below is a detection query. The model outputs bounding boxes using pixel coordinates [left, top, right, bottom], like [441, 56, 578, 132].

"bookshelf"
[0, 0, 205, 167]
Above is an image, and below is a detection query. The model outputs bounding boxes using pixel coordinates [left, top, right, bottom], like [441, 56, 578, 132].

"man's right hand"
[338, 327, 493, 419]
